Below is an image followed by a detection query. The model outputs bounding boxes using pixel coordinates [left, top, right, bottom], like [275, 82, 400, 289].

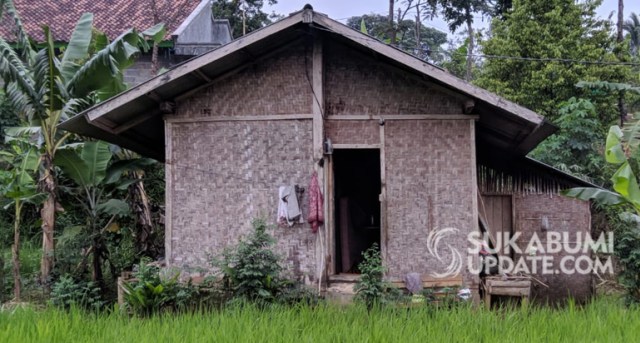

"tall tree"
[388, 0, 396, 45]
[0, 132, 43, 301]
[624, 12, 640, 57]
[347, 14, 447, 61]
[493, 0, 513, 18]
[423, 0, 492, 81]
[475, 0, 628, 121]
[211, 0, 277, 37]
[616, 0, 626, 126]
[0, 1, 164, 285]
[618, 0, 625, 43]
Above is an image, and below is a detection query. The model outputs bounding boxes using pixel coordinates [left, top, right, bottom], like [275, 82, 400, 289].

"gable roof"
[0, 0, 201, 42]
[59, 7, 557, 161]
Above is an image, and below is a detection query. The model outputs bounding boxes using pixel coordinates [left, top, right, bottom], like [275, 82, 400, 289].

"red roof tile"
[0, 0, 201, 42]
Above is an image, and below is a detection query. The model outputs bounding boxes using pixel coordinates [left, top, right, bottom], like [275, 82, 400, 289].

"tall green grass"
[0, 298, 636, 342]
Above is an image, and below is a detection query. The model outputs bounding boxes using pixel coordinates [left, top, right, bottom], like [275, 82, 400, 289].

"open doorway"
[333, 149, 381, 274]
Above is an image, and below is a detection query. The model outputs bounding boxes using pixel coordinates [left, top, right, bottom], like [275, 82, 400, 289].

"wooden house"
[60, 7, 596, 303]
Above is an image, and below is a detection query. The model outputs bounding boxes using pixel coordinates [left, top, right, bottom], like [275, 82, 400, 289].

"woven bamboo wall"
[173, 44, 312, 119]
[325, 120, 379, 144]
[324, 42, 462, 115]
[169, 120, 318, 280]
[167, 37, 478, 284]
[384, 120, 476, 282]
[513, 194, 592, 304]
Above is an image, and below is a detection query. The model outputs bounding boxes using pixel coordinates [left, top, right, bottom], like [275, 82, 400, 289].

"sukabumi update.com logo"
[426, 227, 464, 278]
[426, 228, 615, 278]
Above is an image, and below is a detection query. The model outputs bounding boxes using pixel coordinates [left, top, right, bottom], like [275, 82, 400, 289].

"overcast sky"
[266, 1, 640, 37]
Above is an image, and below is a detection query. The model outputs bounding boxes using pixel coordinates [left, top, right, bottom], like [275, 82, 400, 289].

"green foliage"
[50, 275, 104, 310]
[563, 125, 640, 303]
[423, 0, 493, 32]
[0, 0, 166, 283]
[475, 0, 629, 120]
[608, 213, 640, 304]
[213, 218, 286, 303]
[624, 12, 640, 57]
[0, 92, 19, 145]
[531, 98, 606, 182]
[122, 259, 196, 316]
[346, 14, 448, 61]
[8, 298, 640, 342]
[211, 0, 277, 37]
[54, 141, 151, 284]
[353, 244, 398, 308]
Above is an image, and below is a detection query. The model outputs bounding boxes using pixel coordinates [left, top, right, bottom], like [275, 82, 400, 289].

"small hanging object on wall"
[277, 185, 304, 227]
[323, 138, 333, 155]
[308, 171, 324, 233]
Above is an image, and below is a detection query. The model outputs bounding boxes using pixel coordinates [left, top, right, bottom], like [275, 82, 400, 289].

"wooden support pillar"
[380, 122, 388, 265]
[470, 118, 481, 304]
[312, 37, 324, 160]
[312, 35, 328, 287]
[164, 120, 173, 266]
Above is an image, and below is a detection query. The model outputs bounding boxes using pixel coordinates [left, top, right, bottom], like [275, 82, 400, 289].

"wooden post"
[312, 38, 324, 160]
[470, 119, 481, 304]
[380, 122, 388, 265]
[164, 120, 173, 266]
[312, 35, 327, 287]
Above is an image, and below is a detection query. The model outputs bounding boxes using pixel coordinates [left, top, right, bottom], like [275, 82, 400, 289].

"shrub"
[212, 218, 286, 303]
[354, 244, 399, 308]
[122, 259, 196, 316]
[50, 275, 104, 311]
[276, 284, 320, 306]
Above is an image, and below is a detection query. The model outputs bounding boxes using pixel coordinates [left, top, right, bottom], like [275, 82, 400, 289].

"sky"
[266, 0, 640, 38]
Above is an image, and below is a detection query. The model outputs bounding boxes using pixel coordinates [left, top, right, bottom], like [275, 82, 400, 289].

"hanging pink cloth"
[308, 171, 324, 233]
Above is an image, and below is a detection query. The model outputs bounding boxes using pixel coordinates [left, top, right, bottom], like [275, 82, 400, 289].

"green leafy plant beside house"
[53, 141, 155, 289]
[564, 124, 640, 303]
[213, 218, 287, 303]
[354, 244, 400, 308]
[0, 130, 45, 301]
[0, 0, 165, 285]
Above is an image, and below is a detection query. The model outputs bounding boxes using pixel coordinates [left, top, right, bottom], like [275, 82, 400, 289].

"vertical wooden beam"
[164, 121, 173, 266]
[380, 123, 388, 267]
[312, 37, 324, 159]
[312, 36, 328, 285]
[326, 156, 335, 276]
[470, 119, 481, 304]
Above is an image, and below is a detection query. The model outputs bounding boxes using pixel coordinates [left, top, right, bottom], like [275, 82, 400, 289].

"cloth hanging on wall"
[308, 171, 324, 233]
[277, 185, 303, 227]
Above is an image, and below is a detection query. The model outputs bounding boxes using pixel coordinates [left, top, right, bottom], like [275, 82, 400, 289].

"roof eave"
[59, 9, 554, 159]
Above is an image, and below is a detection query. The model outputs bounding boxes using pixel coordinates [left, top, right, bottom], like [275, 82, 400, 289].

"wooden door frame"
[325, 144, 385, 276]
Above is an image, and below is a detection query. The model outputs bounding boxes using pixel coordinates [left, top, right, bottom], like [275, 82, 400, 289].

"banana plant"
[563, 125, 640, 213]
[0, 131, 45, 301]
[54, 141, 152, 286]
[0, 0, 165, 284]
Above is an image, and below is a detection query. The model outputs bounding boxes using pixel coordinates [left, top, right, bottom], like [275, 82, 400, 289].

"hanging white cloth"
[277, 185, 303, 227]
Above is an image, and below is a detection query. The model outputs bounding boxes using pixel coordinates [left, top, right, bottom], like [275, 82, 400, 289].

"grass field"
[0, 298, 636, 342]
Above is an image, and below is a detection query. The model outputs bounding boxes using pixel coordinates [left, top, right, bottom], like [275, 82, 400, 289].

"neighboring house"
[0, 0, 233, 85]
[60, 7, 595, 304]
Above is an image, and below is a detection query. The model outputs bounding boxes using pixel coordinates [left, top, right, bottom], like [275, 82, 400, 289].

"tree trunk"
[617, 0, 624, 43]
[12, 202, 22, 302]
[388, 0, 396, 45]
[465, 17, 474, 82]
[129, 170, 155, 257]
[39, 153, 56, 287]
[92, 236, 103, 288]
[617, 0, 625, 126]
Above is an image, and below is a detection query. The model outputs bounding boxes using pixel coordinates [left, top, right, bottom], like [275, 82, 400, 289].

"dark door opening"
[333, 149, 381, 274]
